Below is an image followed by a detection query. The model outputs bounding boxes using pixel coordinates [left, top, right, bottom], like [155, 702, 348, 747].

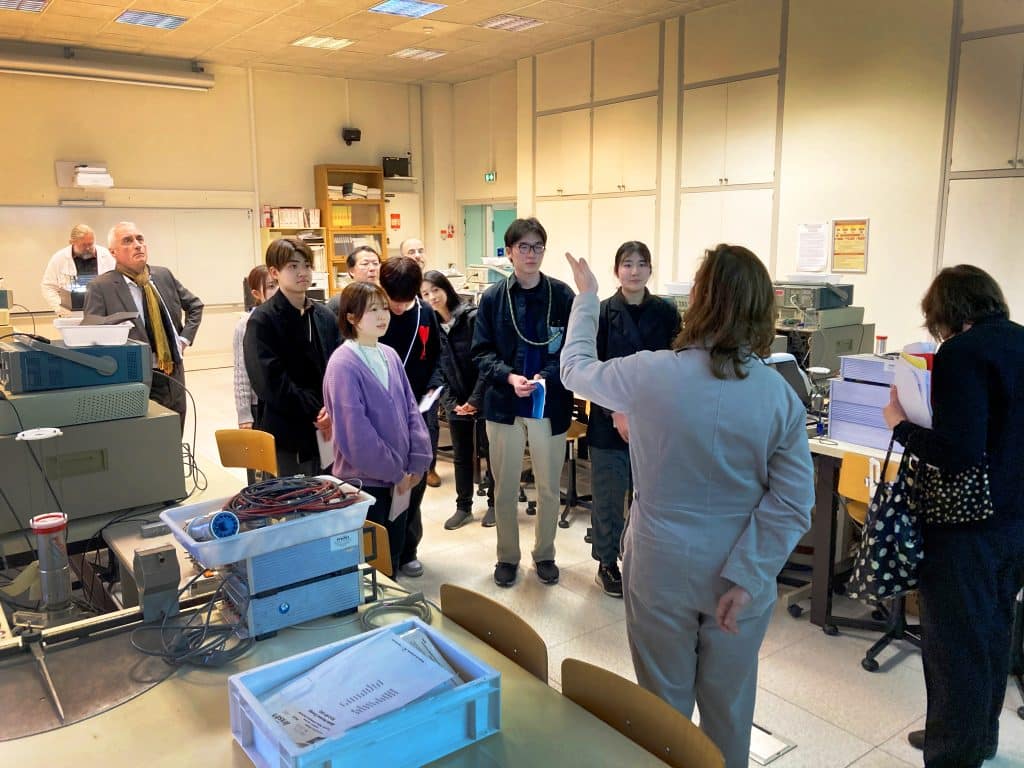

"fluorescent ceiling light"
[0, 0, 48, 11]
[370, 1, 444, 19]
[116, 10, 188, 30]
[391, 47, 446, 61]
[477, 14, 545, 32]
[292, 36, 355, 50]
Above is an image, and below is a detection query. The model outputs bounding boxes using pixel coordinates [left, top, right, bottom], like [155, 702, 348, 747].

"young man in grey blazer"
[84, 221, 204, 430]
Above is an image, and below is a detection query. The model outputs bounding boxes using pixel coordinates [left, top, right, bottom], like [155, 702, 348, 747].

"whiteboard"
[0, 206, 258, 312]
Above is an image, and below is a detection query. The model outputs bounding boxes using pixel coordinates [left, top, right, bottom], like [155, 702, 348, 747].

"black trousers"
[426, 404, 439, 472]
[150, 363, 187, 433]
[448, 416, 493, 511]
[364, 485, 407, 572]
[918, 520, 1024, 768]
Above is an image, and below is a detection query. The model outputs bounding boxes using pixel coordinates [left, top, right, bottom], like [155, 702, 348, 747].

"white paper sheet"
[262, 631, 456, 749]
[390, 484, 411, 522]
[315, 430, 333, 470]
[796, 223, 829, 273]
[418, 386, 444, 414]
[894, 356, 932, 428]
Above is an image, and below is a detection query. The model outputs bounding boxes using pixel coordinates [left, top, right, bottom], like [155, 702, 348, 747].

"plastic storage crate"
[228, 618, 501, 768]
[159, 479, 372, 568]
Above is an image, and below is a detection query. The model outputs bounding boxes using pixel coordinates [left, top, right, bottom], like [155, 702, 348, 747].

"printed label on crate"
[329, 531, 358, 552]
[261, 631, 455, 748]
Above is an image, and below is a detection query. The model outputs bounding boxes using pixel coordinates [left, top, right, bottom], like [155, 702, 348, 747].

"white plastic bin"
[56, 320, 132, 347]
[228, 618, 501, 768]
[159, 480, 372, 568]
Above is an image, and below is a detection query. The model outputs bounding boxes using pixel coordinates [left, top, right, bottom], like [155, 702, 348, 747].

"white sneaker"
[400, 559, 424, 578]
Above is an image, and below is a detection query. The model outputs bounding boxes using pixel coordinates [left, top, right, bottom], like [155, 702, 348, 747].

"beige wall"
[252, 70, 419, 209]
[0, 64, 254, 207]
[453, 69, 517, 202]
[777, 0, 953, 346]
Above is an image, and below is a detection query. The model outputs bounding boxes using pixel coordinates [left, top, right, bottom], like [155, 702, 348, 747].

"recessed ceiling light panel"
[116, 10, 187, 30]
[292, 36, 355, 50]
[0, 0, 49, 11]
[477, 14, 545, 32]
[370, 1, 445, 19]
[391, 47, 446, 61]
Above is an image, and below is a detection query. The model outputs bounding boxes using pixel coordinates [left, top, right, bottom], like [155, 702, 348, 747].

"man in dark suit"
[84, 221, 203, 430]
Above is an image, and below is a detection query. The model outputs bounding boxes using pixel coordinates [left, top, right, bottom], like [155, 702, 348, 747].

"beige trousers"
[486, 417, 567, 565]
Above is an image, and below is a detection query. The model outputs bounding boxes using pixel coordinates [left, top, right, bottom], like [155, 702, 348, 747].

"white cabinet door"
[944, 177, 1024, 320]
[534, 198, 590, 288]
[951, 34, 1024, 172]
[621, 97, 659, 192]
[683, 0, 782, 84]
[963, 0, 1024, 33]
[589, 196, 657, 295]
[535, 109, 592, 197]
[536, 42, 592, 111]
[681, 84, 727, 187]
[721, 188, 774, 266]
[678, 191, 723, 281]
[592, 97, 659, 193]
[724, 76, 778, 185]
[594, 23, 660, 101]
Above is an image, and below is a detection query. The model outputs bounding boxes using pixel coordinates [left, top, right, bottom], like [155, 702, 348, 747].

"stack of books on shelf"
[270, 207, 320, 228]
[366, 187, 381, 199]
[327, 185, 346, 201]
[342, 182, 369, 199]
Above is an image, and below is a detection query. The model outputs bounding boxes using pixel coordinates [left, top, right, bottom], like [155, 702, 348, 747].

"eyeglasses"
[513, 242, 546, 256]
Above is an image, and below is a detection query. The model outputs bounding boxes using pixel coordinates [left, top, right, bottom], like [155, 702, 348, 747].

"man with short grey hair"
[40, 224, 115, 315]
[399, 237, 426, 268]
[85, 221, 203, 430]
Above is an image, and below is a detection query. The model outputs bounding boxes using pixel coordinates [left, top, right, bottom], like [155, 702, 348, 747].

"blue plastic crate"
[228, 618, 501, 768]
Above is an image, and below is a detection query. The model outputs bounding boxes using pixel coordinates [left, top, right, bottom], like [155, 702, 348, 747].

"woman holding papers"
[421, 270, 494, 530]
[560, 244, 814, 768]
[323, 281, 432, 571]
[883, 265, 1024, 768]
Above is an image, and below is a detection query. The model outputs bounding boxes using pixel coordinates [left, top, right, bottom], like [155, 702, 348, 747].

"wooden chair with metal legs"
[214, 428, 278, 477]
[439, 583, 547, 682]
[362, 520, 392, 578]
[561, 659, 724, 768]
[558, 398, 593, 531]
[837, 452, 921, 672]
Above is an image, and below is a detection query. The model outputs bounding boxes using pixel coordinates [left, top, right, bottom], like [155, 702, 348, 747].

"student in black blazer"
[589, 241, 680, 597]
[84, 221, 203, 430]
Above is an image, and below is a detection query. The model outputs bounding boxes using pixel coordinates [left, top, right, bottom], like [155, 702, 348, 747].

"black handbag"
[847, 437, 925, 602]
[917, 456, 996, 525]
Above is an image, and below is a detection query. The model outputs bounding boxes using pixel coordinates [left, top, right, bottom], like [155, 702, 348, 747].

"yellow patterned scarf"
[118, 265, 175, 374]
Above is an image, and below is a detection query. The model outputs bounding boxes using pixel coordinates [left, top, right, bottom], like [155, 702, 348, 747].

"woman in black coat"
[588, 241, 680, 597]
[884, 265, 1024, 768]
[421, 271, 494, 529]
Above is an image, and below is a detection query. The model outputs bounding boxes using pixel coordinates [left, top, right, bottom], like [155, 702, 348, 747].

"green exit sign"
[483, 171, 497, 183]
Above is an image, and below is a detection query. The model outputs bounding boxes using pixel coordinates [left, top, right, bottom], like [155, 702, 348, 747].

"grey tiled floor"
[185, 366, 1024, 768]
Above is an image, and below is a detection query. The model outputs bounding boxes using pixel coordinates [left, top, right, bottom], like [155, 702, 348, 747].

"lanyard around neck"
[402, 299, 422, 366]
[506, 275, 560, 347]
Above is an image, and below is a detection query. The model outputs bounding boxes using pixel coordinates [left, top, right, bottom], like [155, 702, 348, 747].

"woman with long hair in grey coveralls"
[560, 244, 814, 768]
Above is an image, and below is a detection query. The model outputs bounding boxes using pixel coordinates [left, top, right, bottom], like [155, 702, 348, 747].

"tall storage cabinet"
[314, 164, 386, 295]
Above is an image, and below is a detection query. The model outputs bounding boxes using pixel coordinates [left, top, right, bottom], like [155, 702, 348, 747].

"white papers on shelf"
[261, 631, 456, 749]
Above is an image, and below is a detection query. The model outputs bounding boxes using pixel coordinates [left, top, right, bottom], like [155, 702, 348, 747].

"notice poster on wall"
[832, 218, 869, 273]
[796, 223, 829, 272]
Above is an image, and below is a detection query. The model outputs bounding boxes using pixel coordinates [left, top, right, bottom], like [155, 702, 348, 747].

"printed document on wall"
[796, 223, 829, 273]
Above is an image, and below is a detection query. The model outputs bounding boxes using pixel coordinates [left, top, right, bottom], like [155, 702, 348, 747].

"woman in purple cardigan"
[323, 281, 432, 571]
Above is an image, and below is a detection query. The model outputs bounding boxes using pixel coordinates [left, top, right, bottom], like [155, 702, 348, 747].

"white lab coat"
[40, 244, 115, 315]
[560, 291, 814, 768]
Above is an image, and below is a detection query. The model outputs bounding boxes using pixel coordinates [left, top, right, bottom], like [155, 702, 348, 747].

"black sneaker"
[494, 561, 517, 587]
[596, 563, 623, 598]
[481, 506, 496, 527]
[444, 508, 473, 530]
[907, 730, 997, 761]
[535, 560, 559, 584]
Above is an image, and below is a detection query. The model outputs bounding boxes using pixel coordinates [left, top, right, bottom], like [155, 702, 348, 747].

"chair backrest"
[838, 452, 899, 523]
[439, 583, 548, 682]
[362, 521, 393, 578]
[214, 428, 278, 476]
[561, 658, 724, 768]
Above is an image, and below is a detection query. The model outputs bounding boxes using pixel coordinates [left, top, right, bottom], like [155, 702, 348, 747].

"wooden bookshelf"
[258, 227, 327, 271]
[314, 164, 386, 296]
